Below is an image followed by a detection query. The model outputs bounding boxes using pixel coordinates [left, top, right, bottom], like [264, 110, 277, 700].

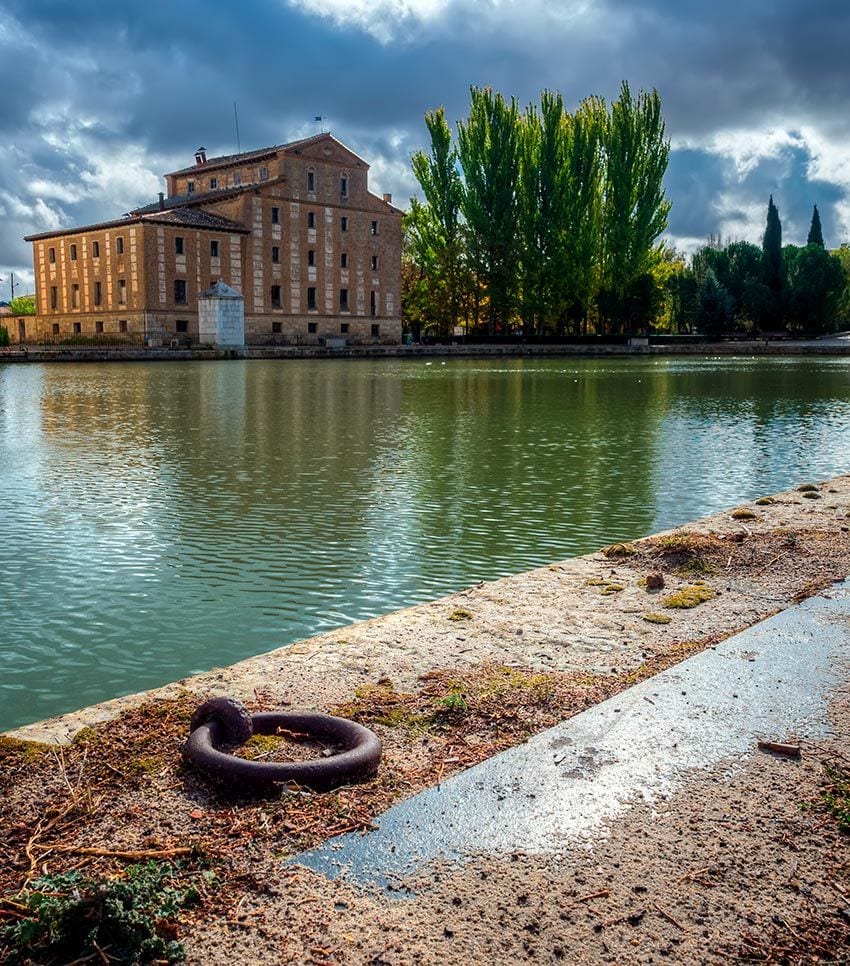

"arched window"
[340, 171, 349, 198]
[307, 169, 315, 193]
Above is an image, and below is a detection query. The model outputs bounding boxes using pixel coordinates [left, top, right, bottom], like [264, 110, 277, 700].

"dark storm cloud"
[1, 0, 849, 292]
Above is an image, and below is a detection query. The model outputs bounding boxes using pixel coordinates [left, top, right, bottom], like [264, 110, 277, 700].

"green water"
[1, 356, 849, 730]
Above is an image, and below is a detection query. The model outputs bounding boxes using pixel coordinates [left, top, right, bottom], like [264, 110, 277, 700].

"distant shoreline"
[2, 339, 850, 364]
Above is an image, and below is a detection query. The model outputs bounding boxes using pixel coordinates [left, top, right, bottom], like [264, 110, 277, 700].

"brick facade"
[23, 134, 403, 346]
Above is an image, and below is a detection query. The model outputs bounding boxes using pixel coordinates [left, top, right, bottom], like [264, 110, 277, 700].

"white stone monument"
[198, 280, 245, 348]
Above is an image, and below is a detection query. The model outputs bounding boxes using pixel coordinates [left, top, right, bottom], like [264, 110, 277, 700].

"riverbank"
[2, 475, 849, 962]
[2, 337, 850, 363]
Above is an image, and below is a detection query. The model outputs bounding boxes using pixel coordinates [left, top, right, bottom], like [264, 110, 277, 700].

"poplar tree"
[457, 87, 522, 333]
[411, 108, 465, 333]
[807, 204, 825, 248]
[599, 83, 671, 334]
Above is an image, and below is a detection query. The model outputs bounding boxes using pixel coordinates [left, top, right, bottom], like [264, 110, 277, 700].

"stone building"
[22, 133, 403, 346]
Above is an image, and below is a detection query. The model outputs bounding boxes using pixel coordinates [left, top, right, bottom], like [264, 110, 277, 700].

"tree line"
[404, 82, 672, 338]
[403, 85, 850, 338]
[672, 200, 850, 335]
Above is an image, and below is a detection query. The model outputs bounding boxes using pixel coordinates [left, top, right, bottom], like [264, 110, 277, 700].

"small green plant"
[448, 608, 474, 621]
[435, 690, 468, 713]
[1, 862, 211, 965]
[599, 583, 624, 595]
[754, 496, 775, 506]
[797, 483, 818, 493]
[584, 577, 607, 586]
[641, 612, 672, 624]
[731, 508, 756, 520]
[822, 764, 850, 833]
[0, 325, 9, 347]
[802, 491, 822, 500]
[663, 584, 715, 609]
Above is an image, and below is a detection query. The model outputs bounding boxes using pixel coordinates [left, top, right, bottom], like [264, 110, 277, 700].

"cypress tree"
[807, 204, 825, 248]
[762, 195, 784, 328]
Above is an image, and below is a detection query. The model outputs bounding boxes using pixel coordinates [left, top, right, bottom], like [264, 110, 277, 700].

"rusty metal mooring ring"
[184, 696, 382, 792]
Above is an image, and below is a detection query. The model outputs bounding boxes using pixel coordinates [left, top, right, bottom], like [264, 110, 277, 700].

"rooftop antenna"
[234, 100, 242, 153]
[315, 115, 325, 133]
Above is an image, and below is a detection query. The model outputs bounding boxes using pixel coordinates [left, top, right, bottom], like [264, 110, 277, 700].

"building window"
[174, 279, 187, 304]
[48, 247, 56, 264]
[71, 284, 79, 308]
[233, 172, 242, 186]
[371, 220, 379, 235]
[307, 287, 317, 310]
[175, 237, 184, 255]
[210, 239, 219, 258]
[94, 281, 102, 306]
[92, 241, 100, 258]
[176, 320, 188, 333]
[70, 244, 77, 261]
[271, 206, 279, 224]
[307, 250, 315, 267]
[187, 180, 195, 194]
[272, 246, 280, 264]
[370, 290, 377, 318]
[272, 321, 282, 334]
[307, 170, 315, 192]
[210, 177, 218, 190]
[50, 286, 58, 310]
[118, 279, 127, 304]
[371, 255, 378, 272]
[339, 288, 349, 312]
[341, 216, 348, 232]
[116, 236, 124, 255]
[307, 322, 317, 334]
[340, 175, 348, 198]
[341, 253, 348, 268]
[73, 322, 81, 334]
[51, 322, 60, 335]
[371, 323, 380, 337]
[270, 285, 281, 308]
[119, 320, 128, 333]
[259, 166, 269, 181]
[340, 322, 349, 334]
[307, 211, 315, 229]
[95, 321, 104, 334]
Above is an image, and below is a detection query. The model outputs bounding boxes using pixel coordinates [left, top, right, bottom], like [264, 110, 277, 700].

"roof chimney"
[158, 192, 165, 211]
[382, 192, 392, 204]
[195, 146, 207, 165]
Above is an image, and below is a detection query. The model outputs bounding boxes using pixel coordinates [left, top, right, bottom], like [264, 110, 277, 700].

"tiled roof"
[24, 205, 249, 242]
[164, 132, 367, 177]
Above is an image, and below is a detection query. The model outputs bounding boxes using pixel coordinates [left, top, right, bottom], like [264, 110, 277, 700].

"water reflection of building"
[22, 134, 402, 348]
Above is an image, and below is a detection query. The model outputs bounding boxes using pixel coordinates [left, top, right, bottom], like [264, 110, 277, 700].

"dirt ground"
[2, 476, 850, 963]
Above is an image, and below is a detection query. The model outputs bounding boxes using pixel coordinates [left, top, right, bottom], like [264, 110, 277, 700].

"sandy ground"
[186, 684, 850, 965]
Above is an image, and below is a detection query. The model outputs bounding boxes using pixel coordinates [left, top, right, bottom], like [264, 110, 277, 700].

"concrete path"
[295, 581, 850, 889]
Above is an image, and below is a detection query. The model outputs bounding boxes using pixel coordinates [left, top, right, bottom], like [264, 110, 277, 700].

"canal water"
[1, 356, 849, 731]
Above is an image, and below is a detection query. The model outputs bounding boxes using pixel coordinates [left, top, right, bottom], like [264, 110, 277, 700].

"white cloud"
[286, 0, 451, 42]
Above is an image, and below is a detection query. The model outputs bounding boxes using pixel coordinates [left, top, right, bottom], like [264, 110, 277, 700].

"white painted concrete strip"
[295, 582, 850, 887]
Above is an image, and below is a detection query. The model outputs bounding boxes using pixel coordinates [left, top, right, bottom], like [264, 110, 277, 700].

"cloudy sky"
[2, 0, 849, 294]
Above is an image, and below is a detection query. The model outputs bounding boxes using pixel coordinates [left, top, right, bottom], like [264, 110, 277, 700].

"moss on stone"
[663, 584, 716, 609]
[731, 508, 757, 520]
[448, 608, 474, 622]
[797, 483, 818, 492]
[600, 583, 624, 595]
[754, 496, 775, 506]
[602, 542, 636, 558]
[641, 612, 672, 625]
[0, 734, 50, 764]
[802, 491, 822, 500]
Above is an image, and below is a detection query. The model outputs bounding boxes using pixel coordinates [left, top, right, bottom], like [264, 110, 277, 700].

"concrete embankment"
[2, 337, 850, 363]
[9, 473, 850, 745]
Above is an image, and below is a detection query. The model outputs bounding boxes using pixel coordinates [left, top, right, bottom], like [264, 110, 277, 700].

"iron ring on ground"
[184, 697, 382, 792]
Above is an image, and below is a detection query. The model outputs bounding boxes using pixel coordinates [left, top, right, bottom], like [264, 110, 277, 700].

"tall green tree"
[784, 244, 847, 332]
[457, 87, 522, 333]
[694, 269, 734, 336]
[807, 204, 825, 247]
[761, 195, 784, 329]
[411, 108, 465, 333]
[599, 83, 671, 334]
